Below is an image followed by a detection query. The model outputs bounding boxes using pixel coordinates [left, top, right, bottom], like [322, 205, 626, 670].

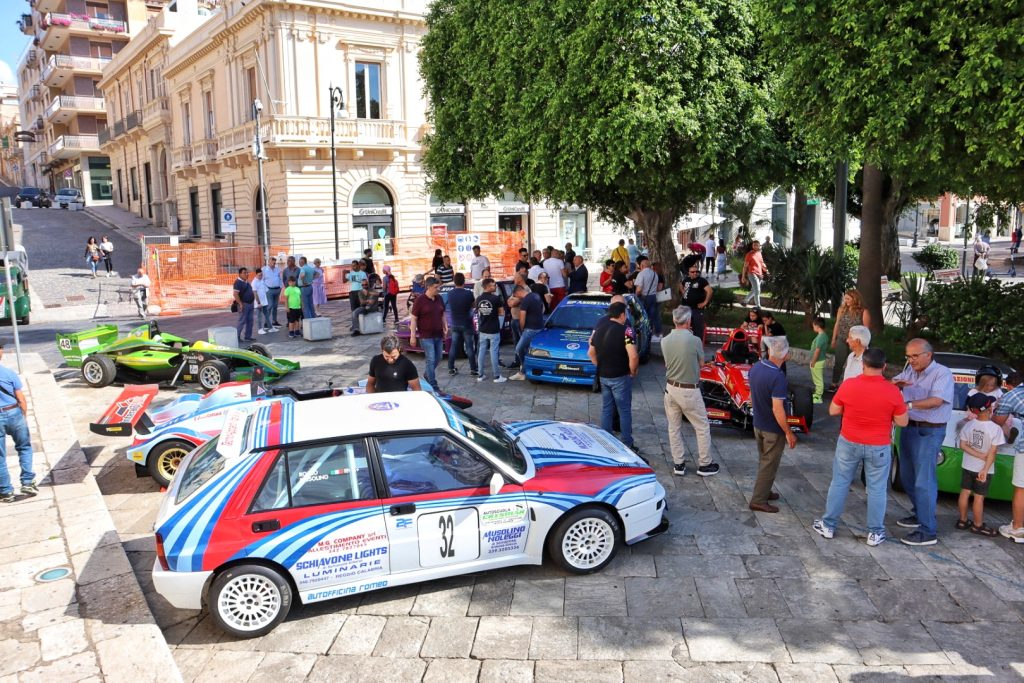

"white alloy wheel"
[560, 515, 617, 570]
[216, 573, 283, 633]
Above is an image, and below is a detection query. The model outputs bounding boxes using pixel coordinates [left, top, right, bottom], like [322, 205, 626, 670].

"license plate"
[556, 364, 581, 372]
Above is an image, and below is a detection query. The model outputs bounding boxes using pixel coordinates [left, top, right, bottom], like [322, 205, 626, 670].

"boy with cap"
[956, 393, 1005, 536]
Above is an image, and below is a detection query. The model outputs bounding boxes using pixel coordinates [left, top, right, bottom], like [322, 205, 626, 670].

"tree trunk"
[792, 187, 808, 246]
[879, 174, 907, 281]
[858, 163, 884, 335]
[630, 208, 680, 299]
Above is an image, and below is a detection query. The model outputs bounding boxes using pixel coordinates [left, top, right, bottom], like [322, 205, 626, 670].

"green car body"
[0, 251, 31, 325]
[892, 354, 1018, 502]
[56, 322, 299, 389]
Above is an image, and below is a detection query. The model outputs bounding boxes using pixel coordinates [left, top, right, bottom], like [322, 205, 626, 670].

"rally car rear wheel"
[210, 564, 292, 638]
[198, 359, 231, 390]
[548, 506, 621, 573]
[81, 354, 117, 388]
[146, 439, 192, 488]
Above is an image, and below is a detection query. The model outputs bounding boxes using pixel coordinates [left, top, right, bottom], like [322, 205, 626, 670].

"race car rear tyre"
[890, 450, 905, 492]
[198, 359, 231, 391]
[247, 343, 271, 358]
[209, 564, 292, 638]
[791, 386, 814, 431]
[548, 506, 621, 574]
[146, 439, 193, 488]
[81, 354, 117, 388]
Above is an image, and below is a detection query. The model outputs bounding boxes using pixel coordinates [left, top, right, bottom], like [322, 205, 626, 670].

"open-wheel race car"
[699, 327, 814, 433]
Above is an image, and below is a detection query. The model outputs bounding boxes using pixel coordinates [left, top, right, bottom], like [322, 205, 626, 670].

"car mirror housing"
[489, 471, 504, 496]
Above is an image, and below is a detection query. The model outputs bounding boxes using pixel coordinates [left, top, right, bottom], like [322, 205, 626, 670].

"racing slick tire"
[198, 359, 231, 391]
[247, 343, 272, 358]
[81, 354, 117, 388]
[791, 386, 814, 431]
[146, 439, 194, 488]
[890, 449, 905, 492]
[547, 506, 621, 574]
[209, 564, 292, 638]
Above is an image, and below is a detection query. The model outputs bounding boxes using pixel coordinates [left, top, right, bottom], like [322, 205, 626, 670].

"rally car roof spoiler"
[89, 384, 159, 437]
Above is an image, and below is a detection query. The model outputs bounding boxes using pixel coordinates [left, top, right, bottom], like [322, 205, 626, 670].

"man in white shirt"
[251, 268, 272, 334]
[469, 245, 490, 281]
[704, 235, 717, 274]
[842, 325, 871, 381]
[130, 267, 151, 319]
[262, 256, 283, 329]
[543, 250, 568, 308]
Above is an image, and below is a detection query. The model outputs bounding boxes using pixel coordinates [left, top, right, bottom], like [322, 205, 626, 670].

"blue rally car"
[522, 293, 652, 385]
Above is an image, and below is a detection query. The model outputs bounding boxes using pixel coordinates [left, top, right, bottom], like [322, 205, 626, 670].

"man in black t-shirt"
[509, 285, 546, 380]
[475, 278, 506, 382]
[530, 272, 554, 313]
[588, 301, 639, 449]
[515, 248, 530, 274]
[447, 273, 479, 376]
[367, 334, 421, 393]
[678, 263, 712, 341]
[232, 267, 256, 343]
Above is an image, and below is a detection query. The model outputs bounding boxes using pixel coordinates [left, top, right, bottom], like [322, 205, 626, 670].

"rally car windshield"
[175, 437, 224, 503]
[455, 410, 527, 475]
[546, 303, 608, 330]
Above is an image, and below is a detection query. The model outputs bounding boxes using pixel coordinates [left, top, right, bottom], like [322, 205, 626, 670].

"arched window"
[352, 181, 395, 253]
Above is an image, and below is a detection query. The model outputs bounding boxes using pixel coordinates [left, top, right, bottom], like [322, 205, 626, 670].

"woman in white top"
[99, 235, 115, 277]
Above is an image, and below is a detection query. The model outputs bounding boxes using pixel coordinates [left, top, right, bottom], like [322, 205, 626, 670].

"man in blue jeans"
[298, 256, 317, 319]
[892, 338, 954, 546]
[0, 343, 36, 503]
[509, 284, 545, 381]
[814, 348, 909, 546]
[447, 273, 479, 376]
[232, 267, 255, 342]
[633, 256, 662, 341]
[587, 301, 639, 449]
[410, 277, 447, 389]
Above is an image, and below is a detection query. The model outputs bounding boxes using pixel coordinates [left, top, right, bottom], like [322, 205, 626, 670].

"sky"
[0, 8, 33, 90]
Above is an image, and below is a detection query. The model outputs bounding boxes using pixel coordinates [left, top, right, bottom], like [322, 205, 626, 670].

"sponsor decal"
[480, 503, 526, 526]
[483, 525, 526, 554]
[395, 518, 412, 529]
[293, 546, 389, 587]
[309, 531, 387, 554]
[566, 343, 580, 350]
[368, 401, 399, 411]
[306, 579, 389, 603]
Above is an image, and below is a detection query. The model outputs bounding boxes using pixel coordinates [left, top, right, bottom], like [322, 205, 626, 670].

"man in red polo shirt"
[813, 348, 909, 546]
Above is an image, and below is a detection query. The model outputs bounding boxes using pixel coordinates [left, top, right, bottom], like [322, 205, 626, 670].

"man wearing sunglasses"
[678, 263, 712, 342]
[891, 338, 954, 546]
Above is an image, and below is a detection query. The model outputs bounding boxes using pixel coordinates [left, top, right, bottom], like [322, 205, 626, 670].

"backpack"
[387, 275, 399, 296]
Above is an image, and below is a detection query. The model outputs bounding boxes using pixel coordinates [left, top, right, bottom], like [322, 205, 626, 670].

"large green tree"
[420, 0, 781, 290]
[761, 0, 1024, 332]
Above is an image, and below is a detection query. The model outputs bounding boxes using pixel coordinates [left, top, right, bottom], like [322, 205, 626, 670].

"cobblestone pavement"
[52, 302, 1024, 683]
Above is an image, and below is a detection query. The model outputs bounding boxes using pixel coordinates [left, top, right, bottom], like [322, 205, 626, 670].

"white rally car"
[152, 392, 668, 637]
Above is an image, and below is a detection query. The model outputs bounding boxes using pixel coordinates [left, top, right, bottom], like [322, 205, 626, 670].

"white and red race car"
[151, 392, 668, 637]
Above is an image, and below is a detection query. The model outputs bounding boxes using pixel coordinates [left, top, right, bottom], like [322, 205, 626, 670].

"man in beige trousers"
[662, 306, 719, 477]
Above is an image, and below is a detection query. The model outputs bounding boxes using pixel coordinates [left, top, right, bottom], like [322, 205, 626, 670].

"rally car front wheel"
[146, 439, 193, 488]
[547, 506, 621, 574]
[209, 564, 292, 638]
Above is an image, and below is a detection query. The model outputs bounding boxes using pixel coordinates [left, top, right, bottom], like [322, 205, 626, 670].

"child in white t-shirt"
[956, 393, 1005, 536]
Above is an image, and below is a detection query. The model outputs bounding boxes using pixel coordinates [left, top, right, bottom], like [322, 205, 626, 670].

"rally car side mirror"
[489, 472, 504, 496]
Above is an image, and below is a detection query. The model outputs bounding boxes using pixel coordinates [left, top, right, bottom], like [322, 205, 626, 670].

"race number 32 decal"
[417, 508, 480, 568]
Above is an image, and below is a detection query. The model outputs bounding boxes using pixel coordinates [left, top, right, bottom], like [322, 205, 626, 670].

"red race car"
[699, 328, 814, 433]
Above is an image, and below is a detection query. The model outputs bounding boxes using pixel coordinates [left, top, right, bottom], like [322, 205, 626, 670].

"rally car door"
[243, 438, 390, 594]
[375, 431, 530, 573]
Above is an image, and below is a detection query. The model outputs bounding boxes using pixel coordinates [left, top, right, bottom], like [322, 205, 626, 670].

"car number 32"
[417, 508, 479, 567]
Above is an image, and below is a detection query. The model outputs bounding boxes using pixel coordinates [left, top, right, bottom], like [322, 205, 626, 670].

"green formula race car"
[56, 322, 299, 390]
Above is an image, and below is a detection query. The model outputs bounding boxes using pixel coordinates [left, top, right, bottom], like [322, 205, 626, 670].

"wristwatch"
[906, 400, 913, 409]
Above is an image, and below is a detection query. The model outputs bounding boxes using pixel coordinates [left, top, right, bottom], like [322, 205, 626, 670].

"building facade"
[0, 84, 22, 186]
[15, 0, 159, 203]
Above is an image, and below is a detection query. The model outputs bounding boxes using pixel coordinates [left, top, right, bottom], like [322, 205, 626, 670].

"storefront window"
[88, 156, 112, 201]
[559, 209, 588, 251]
[429, 195, 466, 231]
[353, 181, 394, 254]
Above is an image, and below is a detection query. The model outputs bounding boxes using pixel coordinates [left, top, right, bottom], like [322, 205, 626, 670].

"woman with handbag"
[84, 237, 102, 278]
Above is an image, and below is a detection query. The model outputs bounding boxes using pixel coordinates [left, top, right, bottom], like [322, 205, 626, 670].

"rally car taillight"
[155, 532, 169, 571]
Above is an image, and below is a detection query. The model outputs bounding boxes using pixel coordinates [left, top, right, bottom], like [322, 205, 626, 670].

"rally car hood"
[507, 420, 647, 469]
[530, 328, 592, 361]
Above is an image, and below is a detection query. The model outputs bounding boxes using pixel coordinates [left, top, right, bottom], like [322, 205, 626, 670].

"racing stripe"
[596, 474, 657, 505]
[503, 420, 553, 436]
[527, 448, 635, 468]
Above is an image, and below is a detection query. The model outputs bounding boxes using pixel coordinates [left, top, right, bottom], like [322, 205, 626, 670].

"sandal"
[970, 524, 998, 537]
[955, 519, 971, 530]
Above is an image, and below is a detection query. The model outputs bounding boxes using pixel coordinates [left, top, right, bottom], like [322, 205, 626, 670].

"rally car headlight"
[528, 348, 551, 358]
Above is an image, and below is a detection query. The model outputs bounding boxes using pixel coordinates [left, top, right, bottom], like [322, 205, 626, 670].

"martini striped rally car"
[152, 392, 668, 637]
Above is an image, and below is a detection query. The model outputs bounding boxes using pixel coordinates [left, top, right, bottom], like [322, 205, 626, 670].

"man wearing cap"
[0, 343, 36, 503]
[814, 348, 908, 546]
[892, 338, 954, 546]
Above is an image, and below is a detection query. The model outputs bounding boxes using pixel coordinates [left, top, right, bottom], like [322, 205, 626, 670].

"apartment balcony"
[19, 15, 34, 35]
[29, 85, 42, 101]
[42, 53, 110, 88]
[39, 12, 127, 52]
[141, 96, 170, 132]
[171, 145, 193, 170]
[112, 119, 125, 137]
[45, 95, 106, 125]
[49, 134, 100, 159]
[190, 138, 219, 165]
[32, 0, 64, 15]
[215, 115, 409, 159]
[124, 109, 142, 132]
[98, 127, 111, 146]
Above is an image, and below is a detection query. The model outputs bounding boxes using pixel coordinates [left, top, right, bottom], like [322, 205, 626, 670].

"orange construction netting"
[146, 232, 524, 315]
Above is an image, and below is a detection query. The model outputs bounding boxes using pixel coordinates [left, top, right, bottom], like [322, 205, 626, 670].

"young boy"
[284, 277, 303, 338]
[956, 393, 1005, 536]
[808, 317, 828, 402]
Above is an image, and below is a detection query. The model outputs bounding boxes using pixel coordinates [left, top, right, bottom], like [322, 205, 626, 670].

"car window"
[251, 440, 375, 512]
[176, 437, 224, 503]
[377, 434, 493, 496]
[453, 410, 527, 474]
[546, 303, 607, 329]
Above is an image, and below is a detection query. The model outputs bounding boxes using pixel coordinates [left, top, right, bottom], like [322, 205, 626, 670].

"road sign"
[63, 169, 72, 179]
[221, 208, 237, 233]
[454, 233, 480, 274]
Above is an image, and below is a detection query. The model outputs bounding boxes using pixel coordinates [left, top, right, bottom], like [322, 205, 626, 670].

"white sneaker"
[257, 329, 267, 335]
[812, 519, 834, 539]
[509, 372, 525, 381]
[998, 524, 1024, 543]
[272, 326, 282, 331]
[866, 531, 886, 547]
[106, 272, 112, 277]
[477, 376, 485, 383]
[493, 376, 507, 383]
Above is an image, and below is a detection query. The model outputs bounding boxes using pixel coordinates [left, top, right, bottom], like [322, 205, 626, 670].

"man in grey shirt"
[662, 306, 718, 477]
[633, 256, 662, 341]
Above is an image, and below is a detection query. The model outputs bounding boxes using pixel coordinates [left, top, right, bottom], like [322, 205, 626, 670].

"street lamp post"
[253, 99, 270, 265]
[328, 84, 345, 260]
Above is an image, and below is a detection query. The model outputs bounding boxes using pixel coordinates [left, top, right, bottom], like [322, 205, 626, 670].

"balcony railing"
[113, 119, 125, 137]
[215, 116, 407, 157]
[43, 54, 111, 81]
[171, 145, 193, 168]
[19, 14, 34, 34]
[142, 96, 169, 128]
[45, 95, 106, 119]
[191, 138, 219, 163]
[98, 127, 111, 145]
[42, 12, 128, 35]
[49, 134, 101, 156]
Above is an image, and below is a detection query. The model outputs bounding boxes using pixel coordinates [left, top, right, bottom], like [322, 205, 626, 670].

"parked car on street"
[54, 187, 84, 209]
[15, 187, 50, 208]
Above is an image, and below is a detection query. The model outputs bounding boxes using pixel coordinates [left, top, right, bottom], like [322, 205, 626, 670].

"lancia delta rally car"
[152, 393, 667, 637]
